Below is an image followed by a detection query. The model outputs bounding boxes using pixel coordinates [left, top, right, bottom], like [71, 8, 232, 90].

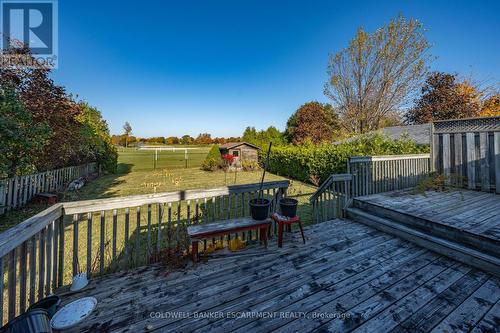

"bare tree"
[123, 121, 132, 147]
[325, 15, 432, 134]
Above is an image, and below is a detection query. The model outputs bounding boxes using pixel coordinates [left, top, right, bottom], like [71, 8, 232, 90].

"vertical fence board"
[135, 207, 141, 266]
[112, 210, 117, 261]
[147, 204, 152, 258]
[72, 214, 79, 277]
[8, 250, 16, 321]
[454, 134, 463, 186]
[157, 204, 162, 253]
[86, 213, 92, 278]
[480, 132, 490, 191]
[45, 223, 53, 296]
[38, 228, 45, 300]
[124, 208, 130, 264]
[52, 220, 59, 290]
[100, 211, 105, 274]
[19, 242, 27, 313]
[29, 236, 36, 305]
[495, 132, 500, 194]
[466, 132, 476, 189]
[57, 216, 64, 287]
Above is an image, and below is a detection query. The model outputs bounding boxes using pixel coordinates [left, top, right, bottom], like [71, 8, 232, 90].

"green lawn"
[117, 146, 210, 172]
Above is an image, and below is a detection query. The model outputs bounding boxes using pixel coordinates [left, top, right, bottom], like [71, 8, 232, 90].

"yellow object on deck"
[228, 238, 246, 252]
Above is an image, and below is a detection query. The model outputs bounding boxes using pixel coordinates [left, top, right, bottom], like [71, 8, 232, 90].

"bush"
[201, 158, 220, 171]
[265, 133, 429, 184]
[242, 160, 260, 171]
[201, 145, 222, 171]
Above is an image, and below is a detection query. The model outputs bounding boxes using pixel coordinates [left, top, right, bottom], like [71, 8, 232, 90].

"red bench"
[187, 217, 271, 262]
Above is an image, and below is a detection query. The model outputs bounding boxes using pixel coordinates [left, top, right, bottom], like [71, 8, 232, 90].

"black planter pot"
[27, 295, 61, 318]
[249, 198, 271, 220]
[1, 309, 52, 333]
[279, 198, 298, 218]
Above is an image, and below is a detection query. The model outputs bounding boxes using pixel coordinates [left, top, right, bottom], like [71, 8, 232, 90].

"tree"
[480, 94, 500, 117]
[201, 145, 222, 171]
[180, 135, 194, 145]
[166, 136, 180, 145]
[0, 87, 51, 177]
[325, 15, 431, 134]
[123, 122, 132, 147]
[242, 127, 257, 143]
[286, 102, 340, 145]
[242, 126, 287, 148]
[0, 47, 88, 170]
[195, 133, 212, 145]
[75, 102, 117, 173]
[405, 72, 482, 124]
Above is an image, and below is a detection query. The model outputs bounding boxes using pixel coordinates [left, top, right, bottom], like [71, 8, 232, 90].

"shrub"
[201, 145, 222, 171]
[242, 160, 260, 171]
[264, 133, 429, 184]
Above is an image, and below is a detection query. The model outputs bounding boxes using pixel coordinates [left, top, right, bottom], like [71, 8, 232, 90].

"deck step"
[352, 198, 500, 258]
[346, 207, 500, 277]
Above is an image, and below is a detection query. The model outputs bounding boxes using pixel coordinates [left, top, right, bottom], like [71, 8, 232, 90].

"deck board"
[55, 218, 500, 333]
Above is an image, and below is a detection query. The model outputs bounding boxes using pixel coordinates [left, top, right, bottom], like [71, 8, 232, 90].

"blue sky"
[52, 0, 500, 137]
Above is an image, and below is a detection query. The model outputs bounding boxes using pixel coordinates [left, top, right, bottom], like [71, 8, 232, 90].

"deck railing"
[0, 180, 288, 326]
[348, 154, 431, 197]
[310, 154, 431, 223]
[309, 174, 352, 223]
[0, 163, 97, 215]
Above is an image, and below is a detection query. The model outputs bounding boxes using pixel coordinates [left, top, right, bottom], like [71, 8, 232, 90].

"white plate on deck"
[51, 297, 97, 330]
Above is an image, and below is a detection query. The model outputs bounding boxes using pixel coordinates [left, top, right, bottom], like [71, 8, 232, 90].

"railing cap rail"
[309, 173, 352, 203]
[62, 180, 290, 215]
[349, 154, 430, 163]
[0, 203, 63, 258]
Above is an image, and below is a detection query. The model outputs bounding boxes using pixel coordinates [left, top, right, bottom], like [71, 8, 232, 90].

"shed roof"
[218, 142, 261, 150]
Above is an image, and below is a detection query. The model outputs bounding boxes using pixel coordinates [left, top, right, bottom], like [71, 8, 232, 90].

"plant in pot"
[279, 197, 298, 218]
[249, 143, 272, 220]
[279, 181, 299, 218]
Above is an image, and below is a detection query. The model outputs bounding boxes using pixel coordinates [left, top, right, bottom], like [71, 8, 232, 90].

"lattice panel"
[433, 116, 500, 133]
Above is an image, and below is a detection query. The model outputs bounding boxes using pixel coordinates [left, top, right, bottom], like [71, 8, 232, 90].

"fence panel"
[0, 163, 97, 215]
[431, 116, 500, 193]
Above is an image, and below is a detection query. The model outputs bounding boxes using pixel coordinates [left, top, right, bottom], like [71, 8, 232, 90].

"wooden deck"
[353, 189, 500, 244]
[56, 219, 500, 333]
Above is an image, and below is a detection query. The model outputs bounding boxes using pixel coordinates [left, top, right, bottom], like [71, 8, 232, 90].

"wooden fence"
[431, 116, 500, 193]
[310, 154, 431, 223]
[0, 180, 288, 325]
[0, 163, 97, 215]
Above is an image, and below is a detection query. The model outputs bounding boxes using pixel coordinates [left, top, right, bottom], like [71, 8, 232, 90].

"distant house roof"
[335, 124, 431, 145]
[219, 142, 261, 150]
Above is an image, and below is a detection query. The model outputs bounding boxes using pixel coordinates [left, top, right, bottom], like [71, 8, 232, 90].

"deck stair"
[346, 193, 500, 277]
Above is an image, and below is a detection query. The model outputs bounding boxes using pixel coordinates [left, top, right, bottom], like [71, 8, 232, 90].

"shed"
[219, 142, 260, 163]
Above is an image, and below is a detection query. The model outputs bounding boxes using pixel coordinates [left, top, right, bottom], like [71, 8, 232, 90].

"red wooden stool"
[271, 213, 306, 248]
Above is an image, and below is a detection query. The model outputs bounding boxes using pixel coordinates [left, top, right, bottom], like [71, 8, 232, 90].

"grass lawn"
[117, 146, 211, 172]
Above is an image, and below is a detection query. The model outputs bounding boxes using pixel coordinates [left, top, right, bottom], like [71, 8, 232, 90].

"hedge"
[264, 133, 429, 184]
